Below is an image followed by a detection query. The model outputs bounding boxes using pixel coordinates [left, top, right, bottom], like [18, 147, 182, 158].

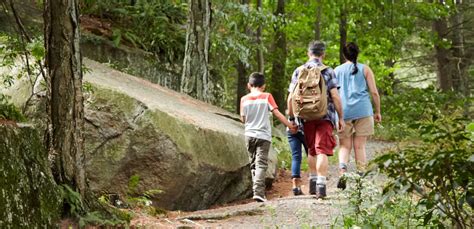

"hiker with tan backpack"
[287, 41, 345, 199]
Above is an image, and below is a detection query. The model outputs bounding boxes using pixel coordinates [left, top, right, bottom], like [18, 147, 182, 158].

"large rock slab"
[82, 59, 277, 211]
[0, 125, 61, 228]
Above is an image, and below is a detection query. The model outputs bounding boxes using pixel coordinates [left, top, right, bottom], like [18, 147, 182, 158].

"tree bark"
[256, 0, 264, 72]
[314, 0, 322, 40]
[44, 0, 86, 196]
[339, 4, 347, 64]
[180, 0, 212, 102]
[236, 60, 248, 113]
[235, 0, 250, 114]
[432, 0, 453, 91]
[271, 0, 287, 111]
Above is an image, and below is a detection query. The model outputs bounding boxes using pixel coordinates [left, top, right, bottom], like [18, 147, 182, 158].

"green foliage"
[0, 94, 26, 122]
[61, 185, 132, 227]
[124, 174, 165, 216]
[210, 1, 277, 109]
[127, 174, 140, 196]
[373, 114, 474, 228]
[60, 184, 86, 217]
[333, 173, 437, 228]
[78, 211, 130, 228]
[0, 33, 45, 86]
[81, 0, 187, 63]
[377, 86, 466, 140]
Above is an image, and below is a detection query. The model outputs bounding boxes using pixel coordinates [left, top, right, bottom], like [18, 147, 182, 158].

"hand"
[374, 113, 382, 123]
[289, 123, 298, 134]
[337, 119, 345, 133]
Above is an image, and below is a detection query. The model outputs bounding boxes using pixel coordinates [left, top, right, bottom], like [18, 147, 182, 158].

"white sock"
[310, 174, 318, 180]
[317, 176, 326, 185]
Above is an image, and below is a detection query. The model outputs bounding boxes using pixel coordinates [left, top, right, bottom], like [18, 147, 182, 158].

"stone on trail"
[82, 59, 278, 211]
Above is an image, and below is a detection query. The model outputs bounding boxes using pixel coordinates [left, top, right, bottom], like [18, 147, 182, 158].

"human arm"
[267, 93, 297, 133]
[240, 97, 246, 123]
[272, 108, 297, 133]
[287, 94, 294, 118]
[330, 88, 345, 133]
[364, 65, 381, 123]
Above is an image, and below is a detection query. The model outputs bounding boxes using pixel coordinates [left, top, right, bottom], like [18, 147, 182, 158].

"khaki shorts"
[339, 116, 374, 139]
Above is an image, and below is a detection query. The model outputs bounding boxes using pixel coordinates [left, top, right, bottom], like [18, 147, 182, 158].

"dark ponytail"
[342, 42, 359, 75]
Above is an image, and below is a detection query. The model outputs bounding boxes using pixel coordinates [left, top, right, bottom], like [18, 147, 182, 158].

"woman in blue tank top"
[334, 42, 381, 190]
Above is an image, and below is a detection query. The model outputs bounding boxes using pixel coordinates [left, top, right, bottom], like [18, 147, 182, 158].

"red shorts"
[303, 120, 336, 156]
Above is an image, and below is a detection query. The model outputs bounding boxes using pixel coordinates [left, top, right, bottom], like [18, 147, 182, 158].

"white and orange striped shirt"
[240, 92, 278, 142]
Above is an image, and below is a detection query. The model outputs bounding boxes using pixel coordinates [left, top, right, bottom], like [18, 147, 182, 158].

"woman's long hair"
[342, 42, 359, 75]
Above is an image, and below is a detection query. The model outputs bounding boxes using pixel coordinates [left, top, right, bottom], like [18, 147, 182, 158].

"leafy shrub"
[0, 94, 26, 122]
[333, 173, 434, 228]
[377, 86, 466, 140]
[373, 112, 474, 228]
[81, 0, 186, 63]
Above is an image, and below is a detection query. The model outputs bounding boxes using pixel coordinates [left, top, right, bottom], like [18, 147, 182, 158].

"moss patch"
[144, 110, 248, 170]
[0, 125, 61, 228]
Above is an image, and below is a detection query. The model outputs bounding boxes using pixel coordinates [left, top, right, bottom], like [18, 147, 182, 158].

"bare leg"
[308, 154, 317, 175]
[292, 178, 301, 189]
[339, 136, 352, 174]
[353, 136, 368, 171]
[316, 154, 328, 177]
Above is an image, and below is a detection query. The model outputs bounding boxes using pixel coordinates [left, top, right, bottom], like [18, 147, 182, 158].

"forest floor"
[130, 140, 394, 228]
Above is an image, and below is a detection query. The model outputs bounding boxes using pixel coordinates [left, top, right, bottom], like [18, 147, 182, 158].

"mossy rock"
[0, 125, 61, 228]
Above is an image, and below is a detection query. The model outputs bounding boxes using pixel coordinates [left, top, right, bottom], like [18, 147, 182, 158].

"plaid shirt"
[288, 58, 339, 127]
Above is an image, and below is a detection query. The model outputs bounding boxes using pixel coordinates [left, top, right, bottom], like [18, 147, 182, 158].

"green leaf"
[423, 211, 433, 225]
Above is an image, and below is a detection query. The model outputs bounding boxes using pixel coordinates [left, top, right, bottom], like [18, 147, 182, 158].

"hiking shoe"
[252, 195, 267, 202]
[337, 176, 347, 190]
[309, 179, 317, 195]
[316, 184, 327, 199]
[292, 187, 304, 196]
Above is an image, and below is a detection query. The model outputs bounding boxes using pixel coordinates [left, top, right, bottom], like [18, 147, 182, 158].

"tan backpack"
[290, 65, 329, 121]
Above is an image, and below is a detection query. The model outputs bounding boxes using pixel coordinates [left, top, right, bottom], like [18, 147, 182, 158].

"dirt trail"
[131, 140, 394, 228]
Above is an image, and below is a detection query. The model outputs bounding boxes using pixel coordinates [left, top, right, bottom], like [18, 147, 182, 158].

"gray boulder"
[82, 59, 277, 211]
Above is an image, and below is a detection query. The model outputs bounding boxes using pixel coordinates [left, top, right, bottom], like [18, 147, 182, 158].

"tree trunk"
[180, 0, 212, 102]
[314, 0, 322, 40]
[256, 0, 264, 72]
[450, 0, 469, 96]
[44, 0, 86, 196]
[236, 60, 248, 113]
[235, 0, 250, 114]
[271, 0, 287, 111]
[432, 0, 453, 91]
[339, 4, 347, 64]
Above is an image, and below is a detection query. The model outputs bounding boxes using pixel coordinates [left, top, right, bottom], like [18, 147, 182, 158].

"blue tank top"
[335, 62, 373, 121]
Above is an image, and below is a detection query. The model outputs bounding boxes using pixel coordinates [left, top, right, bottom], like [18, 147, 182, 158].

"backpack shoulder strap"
[296, 66, 306, 78]
[319, 64, 329, 72]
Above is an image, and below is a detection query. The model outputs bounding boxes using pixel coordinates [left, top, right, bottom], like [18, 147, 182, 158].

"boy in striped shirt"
[240, 72, 297, 202]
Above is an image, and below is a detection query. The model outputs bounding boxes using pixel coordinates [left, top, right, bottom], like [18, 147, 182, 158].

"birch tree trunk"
[44, 0, 86, 196]
[180, 0, 212, 102]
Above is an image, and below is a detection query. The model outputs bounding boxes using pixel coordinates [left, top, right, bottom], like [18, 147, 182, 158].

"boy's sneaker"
[309, 179, 317, 195]
[252, 195, 267, 202]
[292, 187, 303, 196]
[337, 175, 347, 190]
[315, 184, 327, 199]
